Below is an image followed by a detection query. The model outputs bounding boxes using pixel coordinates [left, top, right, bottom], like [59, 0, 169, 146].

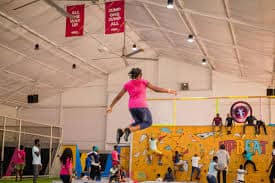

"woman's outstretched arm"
[106, 88, 127, 113]
[147, 82, 177, 95]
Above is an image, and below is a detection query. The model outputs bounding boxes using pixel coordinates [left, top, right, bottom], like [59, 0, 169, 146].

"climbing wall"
[120, 146, 130, 176]
[131, 125, 275, 183]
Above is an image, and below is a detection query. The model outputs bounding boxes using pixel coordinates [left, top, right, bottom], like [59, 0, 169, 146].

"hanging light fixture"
[132, 44, 138, 51]
[202, 58, 207, 65]
[167, 0, 174, 9]
[187, 34, 194, 43]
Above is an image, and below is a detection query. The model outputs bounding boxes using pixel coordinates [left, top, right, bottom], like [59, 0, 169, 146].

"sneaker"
[116, 128, 124, 144]
[124, 128, 131, 142]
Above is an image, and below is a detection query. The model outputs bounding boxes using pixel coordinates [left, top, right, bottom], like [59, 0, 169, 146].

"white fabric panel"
[18, 108, 59, 125]
[0, 104, 16, 117]
[62, 107, 106, 151]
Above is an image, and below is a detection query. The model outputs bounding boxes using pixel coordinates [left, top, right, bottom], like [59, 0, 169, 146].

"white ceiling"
[0, 0, 274, 107]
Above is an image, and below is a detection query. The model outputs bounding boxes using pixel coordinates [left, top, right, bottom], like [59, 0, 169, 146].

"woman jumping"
[107, 68, 177, 144]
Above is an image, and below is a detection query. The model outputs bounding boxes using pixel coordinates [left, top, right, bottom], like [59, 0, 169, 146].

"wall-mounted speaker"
[27, 94, 39, 103]
[180, 83, 189, 91]
[266, 88, 274, 96]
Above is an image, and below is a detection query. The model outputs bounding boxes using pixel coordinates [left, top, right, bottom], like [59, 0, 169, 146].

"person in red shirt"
[107, 68, 177, 144]
[212, 113, 223, 133]
[15, 145, 26, 181]
[112, 145, 120, 166]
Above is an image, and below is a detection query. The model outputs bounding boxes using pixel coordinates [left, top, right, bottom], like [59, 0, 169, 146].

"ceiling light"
[167, 0, 174, 9]
[202, 58, 207, 65]
[132, 44, 138, 51]
[34, 44, 39, 50]
[187, 34, 194, 43]
[72, 64, 76, 69]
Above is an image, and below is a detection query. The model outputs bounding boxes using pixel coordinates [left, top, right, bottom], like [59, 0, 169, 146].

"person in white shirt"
[207, 156, 219, 183]
[266, 141, 275, 183]
[147, 137, 163, 165]
[32, 139, 42, 183]
[215, 144, 230, 183]
[156, 173, 163, 181]
[191, 154, 201, 180]
[236, 164, 247, 183]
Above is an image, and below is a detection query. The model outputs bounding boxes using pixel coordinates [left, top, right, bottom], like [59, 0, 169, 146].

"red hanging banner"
[65, 4, 85, 37]
[105, 0, 125, 34]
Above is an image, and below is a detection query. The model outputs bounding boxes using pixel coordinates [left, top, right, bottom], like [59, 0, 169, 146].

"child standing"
[163, 167, 175, 182]
[88, 146, 101, 181]
[236, 164, 247, 183]
[107, 68, 177, 144]
[212, 113, 222, 132]
[15, 145, 26, 182]
[60, 148, 73, 183]
[191, 154, 201, 181]
[156, 173, 163, 181]
[206, 156, 219, 183]
[225, 113, 234, 134]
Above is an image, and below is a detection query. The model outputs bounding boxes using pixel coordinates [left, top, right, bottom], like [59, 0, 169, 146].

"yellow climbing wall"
[120, 146, 130, 176]
[131, 126, 275, 183]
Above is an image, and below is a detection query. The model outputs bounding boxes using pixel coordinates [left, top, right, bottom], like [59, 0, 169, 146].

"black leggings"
[60, 175, 71, 183]
[244, 160, 257, 171]
[217, 170, 227, 183]
[90, 165, 101, 180]
[256, 121, 267, 135]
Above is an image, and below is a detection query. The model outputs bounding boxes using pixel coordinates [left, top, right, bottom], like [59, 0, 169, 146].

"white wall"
[0, 104, 16, 117]
[158, 56, 212, 90]
[17, 78, 108, 150]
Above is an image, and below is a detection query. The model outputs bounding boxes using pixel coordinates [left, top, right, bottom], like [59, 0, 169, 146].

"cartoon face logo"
[230, 101, 252, 123]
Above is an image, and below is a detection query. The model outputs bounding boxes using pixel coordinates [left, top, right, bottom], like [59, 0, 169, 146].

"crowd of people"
[9, 132, 275, 183]
[148, 142, 275, 183]
[212, 113, 268, 137]
[204, 142, 275, 183]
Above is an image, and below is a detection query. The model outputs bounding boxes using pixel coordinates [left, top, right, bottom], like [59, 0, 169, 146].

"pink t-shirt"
[15, 150, 25, 164]
[123, 79, 148, 108]
[60, 158, 72, 175]
[112, 150, 119, 165]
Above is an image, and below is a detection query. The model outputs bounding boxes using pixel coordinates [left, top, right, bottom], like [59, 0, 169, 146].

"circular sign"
[230, 101, 252, 123]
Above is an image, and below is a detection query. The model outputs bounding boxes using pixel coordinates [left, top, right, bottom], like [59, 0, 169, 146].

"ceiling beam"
[0, 10, 109, 76]
[0, 98, 26, 106]
[3, 69, 58, 90]
[0, 43, 89, 85]
[175, 0, 215, 70]
[129, 19, 275, 59]
[0, 85, 28, 103]
[132, 0, 275, 34]
[142, 3, 177, 47]
[222, 0, 243, 78]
